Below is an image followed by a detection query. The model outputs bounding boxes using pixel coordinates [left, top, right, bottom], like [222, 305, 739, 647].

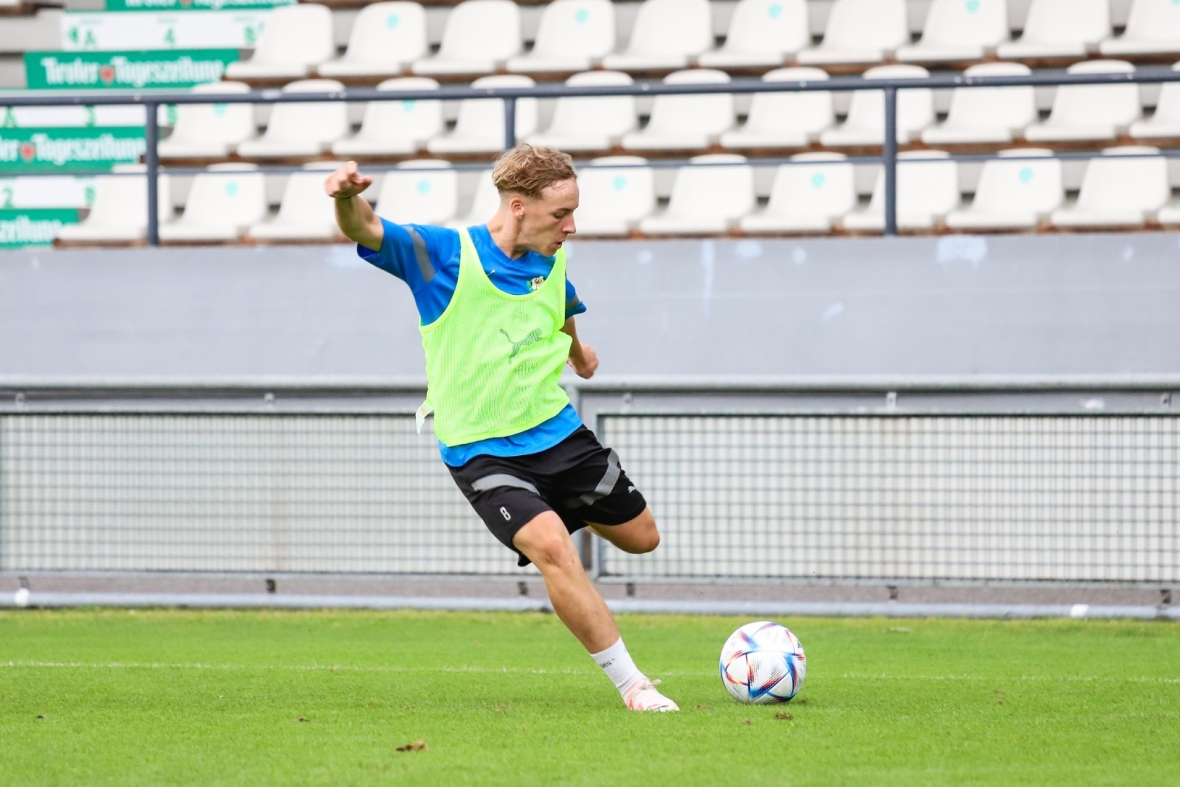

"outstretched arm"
[562, 317, 598, 379]
[324, 161, 383, 252]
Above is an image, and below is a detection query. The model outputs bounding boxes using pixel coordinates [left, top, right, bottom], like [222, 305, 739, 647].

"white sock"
[591, 637, 645, 697]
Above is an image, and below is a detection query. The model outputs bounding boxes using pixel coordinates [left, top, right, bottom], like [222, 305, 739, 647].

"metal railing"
[6, 67, 1180, 243]
[1, 376, 1178, 588]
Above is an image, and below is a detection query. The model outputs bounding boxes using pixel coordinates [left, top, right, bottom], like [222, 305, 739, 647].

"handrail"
[7, 67, 1180, 244]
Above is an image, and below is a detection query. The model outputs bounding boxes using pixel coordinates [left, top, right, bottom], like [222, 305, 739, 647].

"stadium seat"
[997, 0, 1110, 61]
[639, 154, 755, 236]
[159, 164, 267, 244]
[526, 71, 638, 153]
[819, 65, 934, 147]
[620, 69, 735, 152]
[448, 170, 500, 229]
[158, 82, 257, 160]
[739, 153, 857, 234]
[697, 0, 810, 70]
[248, 163, 344, 242]
[373, 160, 458, 225]
[331, 77, 443, 157]
[1050, 146, 1169, 229]
[945, 149, 1063, 231]
[897, 0, 1010, 64]
[601, 0, 713, 72]
[1157, 198, 1180, 226]
[921, 63, 1037, 146]
[1024, 60, 1141, 143]
[1130, 63, 1180, 140]
[317, 2, 429, 79]
[720, 68, 835, 150]
[224, 4, 336, 80]
[56, 165, 173, 245]
[506, 0, 615, 74]
[796, 0, 909, 67]
[572, 156, 656, 237]
[426, 75, 538, 155]
[1100, 0, 1180, 58]
[236, 80, 349, 159]
[412, 0, 522, 77]
[843, 151, 961, 232]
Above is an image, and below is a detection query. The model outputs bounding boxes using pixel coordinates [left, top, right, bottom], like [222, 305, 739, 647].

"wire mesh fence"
[599, 414, 1180, 584]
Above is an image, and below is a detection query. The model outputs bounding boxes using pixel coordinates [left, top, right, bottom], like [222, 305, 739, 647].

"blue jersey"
[358, 219, 587, 467]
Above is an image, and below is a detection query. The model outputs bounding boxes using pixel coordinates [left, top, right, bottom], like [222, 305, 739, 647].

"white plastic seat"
[573, 156, 656, 237]
[1050, 146, 1169, 229]
[1024, 60, 1141, 143]
[236, 80, 349, 159]
[621, 69, 735, 152]
[897, 0, 1010, 64]
[820, 65, 935, 147]
[159, 163, 267, 243]
[448, 170, 500, 229]
[843, 151, 961, 232]
[506, 0, 615, 74]
[426, 75, 538, 155]
[601, 0, 713, 72]
[946, 150, 1063, 231]
[720, 68, 835, 150]
[331, 77, 443, 157]
[412, 0, 522, 77]
[921, 63, 1038, 145]
[1101, 0, 1180, 58]
[318, 2, 428, 79]
[739, 153, 857, 234]
[225, 4, 336, 80]
[697, 0, 810, 70]
[526, 71, 637, 153]
[373, 160, 458, 226]
[1131, 63, 1180, 139]
[249, 163, 344, 242]
[997, 0, 1110, 60]
[56, 164, 173, 245]
[159, 82, 257, 160]
[796, 0, 909, 67]
[639, 154, 755, 236]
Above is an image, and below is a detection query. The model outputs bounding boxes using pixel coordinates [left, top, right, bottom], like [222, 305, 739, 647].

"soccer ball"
[719, 621, 806, 704]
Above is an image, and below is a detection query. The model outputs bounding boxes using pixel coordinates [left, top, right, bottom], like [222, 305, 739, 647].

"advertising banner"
[106, 0, 291, 10]
[0, 128, 147, 173]
[0, 176, 97, 210]
[24, 50, 239, 90]
[1, 104, 172, 128]
[0, 209, 81, 248]
[63, 11, 269, 51]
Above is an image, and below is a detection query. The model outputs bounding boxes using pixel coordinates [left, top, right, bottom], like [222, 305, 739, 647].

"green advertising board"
[0, 128, 146, 173]
[24, 49, 239, 90]
[0, 209, 80, 247]
[106, 0, 292, 10]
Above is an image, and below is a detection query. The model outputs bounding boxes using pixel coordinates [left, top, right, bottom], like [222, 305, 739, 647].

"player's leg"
[587, 507, 659, 555]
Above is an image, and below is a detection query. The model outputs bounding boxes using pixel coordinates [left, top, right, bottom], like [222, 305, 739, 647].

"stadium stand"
[819, 64, 934, 147]
[843, 150, 960, 232]
[945, 149, 1065, 231]
[373, 160, 459, 225]
[224, 4, 337, 82]
[600, 0, 713, 72]
[796, 0, 910, 68]
[719, 67, 834, 151]
[920, 62, 1037, 146]
[56, 165, 174, 246]
[619, 69, 735, 152]
[317, 2, 430, 80]
[739, 152, 857, 234]
[330, 77, 444, 157]
[697, 0, 810, 70]
[571, 155, 655, 237]
[1100, 0, 1180, 59]
[448, 169, 500, 228]
[896, 0, 1011, 65]
[996, 0, 1111, 61]
[638, 153, 755, 235]
[526, 70, 637, 153]
[158, 82, 258, 161]
[248, 162, 345, 243]
[411, 0, 523, 78]
[426, 74, 538, 155]
[1050, 145, 1170, 229]
[1131, 63, 1180, 139]
[236, 80, 350, 159]
[1024, 60, 1142, 143]
[159, 163, 268, 244]
[506, 0, 616, 75]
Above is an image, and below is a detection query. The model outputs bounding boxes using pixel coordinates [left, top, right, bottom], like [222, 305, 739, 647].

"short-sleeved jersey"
[358, 219, 586, 467]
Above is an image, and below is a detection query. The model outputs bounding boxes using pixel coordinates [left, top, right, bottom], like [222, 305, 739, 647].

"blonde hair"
[492, 143, 576, 199]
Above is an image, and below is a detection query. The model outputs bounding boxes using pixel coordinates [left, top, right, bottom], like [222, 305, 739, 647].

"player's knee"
[629, 526, 660, 554]
[515, 516, 579, 570]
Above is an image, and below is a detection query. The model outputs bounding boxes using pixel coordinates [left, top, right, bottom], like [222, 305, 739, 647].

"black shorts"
[447, 426, 648, 567]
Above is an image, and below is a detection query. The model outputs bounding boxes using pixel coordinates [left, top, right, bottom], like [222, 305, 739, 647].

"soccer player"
[325, 144, 678, 712]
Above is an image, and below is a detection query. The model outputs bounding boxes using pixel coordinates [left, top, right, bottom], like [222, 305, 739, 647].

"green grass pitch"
[1, 609, 1178, 786]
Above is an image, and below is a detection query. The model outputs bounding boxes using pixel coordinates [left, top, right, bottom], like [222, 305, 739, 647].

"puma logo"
[500, 328, 543, 359]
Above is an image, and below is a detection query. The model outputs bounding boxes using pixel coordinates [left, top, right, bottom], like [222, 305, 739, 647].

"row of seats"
[55, 147, 1180, 245]
[224, 0, 1180, 83]
[159, 61, 1180, 161]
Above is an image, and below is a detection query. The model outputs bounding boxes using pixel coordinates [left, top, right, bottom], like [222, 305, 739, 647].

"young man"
[324, 144, 678, 712]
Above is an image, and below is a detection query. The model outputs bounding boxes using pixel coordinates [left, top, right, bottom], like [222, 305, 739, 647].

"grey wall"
[2, 233, 1179, 380]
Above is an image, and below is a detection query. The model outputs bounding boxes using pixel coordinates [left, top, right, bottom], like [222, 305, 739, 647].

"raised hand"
[324, 160, 373, 199]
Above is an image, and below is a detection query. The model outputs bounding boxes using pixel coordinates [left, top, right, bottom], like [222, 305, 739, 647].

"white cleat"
[624, 679, 680, 712]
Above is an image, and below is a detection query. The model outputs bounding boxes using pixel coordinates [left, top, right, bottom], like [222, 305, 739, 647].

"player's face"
[522, 179, 579, 257]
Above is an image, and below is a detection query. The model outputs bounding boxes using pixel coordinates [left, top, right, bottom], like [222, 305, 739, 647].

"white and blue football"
[719, 621, 806, 704]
